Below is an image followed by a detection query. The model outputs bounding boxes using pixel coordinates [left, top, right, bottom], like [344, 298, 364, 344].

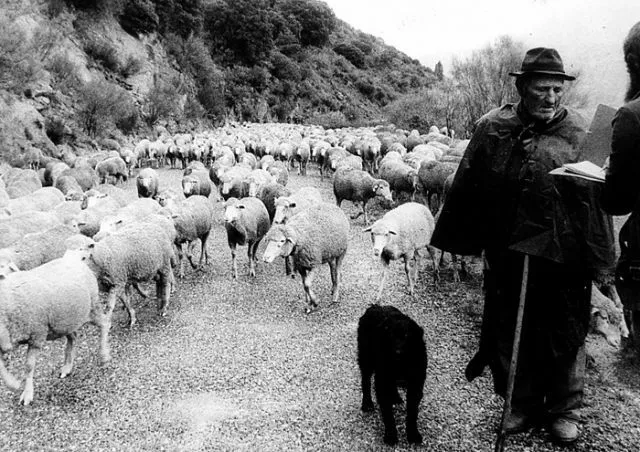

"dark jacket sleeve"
[430, 119, 487, 256]
[602, 105, 640, 215]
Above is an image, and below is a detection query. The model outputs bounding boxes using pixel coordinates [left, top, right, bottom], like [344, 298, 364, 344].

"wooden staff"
[495, 254, 530, 452]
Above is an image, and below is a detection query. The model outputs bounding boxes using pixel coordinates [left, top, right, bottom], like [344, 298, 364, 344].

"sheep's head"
[363, 221, 396, 257]
[262, 225, 295, 262]
[0, 251, 19, 278]
[373, 180, 393, 204]
[273, 197, 294, 224]
[223, 198, 242, 224]
[182, 176, 198, 196]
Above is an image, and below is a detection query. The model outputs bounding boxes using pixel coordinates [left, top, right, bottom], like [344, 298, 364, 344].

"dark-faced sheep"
[364, 202, 439, 299]
[224, 197, 270, 279]
[333, 168, 393, 224]
[378, 160, 420, 202]
[262, 202, 349, 313]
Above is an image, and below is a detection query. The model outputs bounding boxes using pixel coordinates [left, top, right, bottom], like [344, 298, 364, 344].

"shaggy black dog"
[357, 304, 428, 445]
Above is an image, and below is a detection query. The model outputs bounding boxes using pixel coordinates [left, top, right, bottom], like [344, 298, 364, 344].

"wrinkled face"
[521, 76, 565, 122]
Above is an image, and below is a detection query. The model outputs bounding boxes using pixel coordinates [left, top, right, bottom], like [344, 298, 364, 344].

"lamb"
[170, 195, 215, 278]
[293, 139, 311, 175]
[266, 160, 289, 186]
[273, 186, 323, 224]
[137, 168, 160, 199]
[262, 202, 349, 313]
[0, 224, 80, 271]
[95, 156, 128, 185]
[223, 197, 270, 279]
[363, 202, 439, 299]
[80, 222, 176, 327]
[333, 168, 393, 224]
[321, 147, 349, 180]
[378, 160, 420, 201]
[0, 253, 110, 406]
[361, 138, 382, 174]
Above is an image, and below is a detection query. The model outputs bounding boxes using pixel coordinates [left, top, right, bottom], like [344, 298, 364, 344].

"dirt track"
[0, 168, 639, 451]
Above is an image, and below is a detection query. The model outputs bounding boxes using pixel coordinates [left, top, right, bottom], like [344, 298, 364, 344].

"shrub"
[0, 17, 44, 93]
[119, 55, 144, 78]
[77, 79, 133, 137]
[118, 0, 159, 36]
[333, 43, 365, 69]
[270, 52, 301, 82]
[279, 0, 336, 48]
[143, 75, 183, 126]
[45, 117, 66, 144]
[307, 111, 348, 129]
[83, 37, 120, 72]
[46, 53, 79, 92]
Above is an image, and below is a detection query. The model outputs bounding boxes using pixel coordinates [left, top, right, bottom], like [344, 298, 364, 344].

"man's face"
[521, 76, 566, 122]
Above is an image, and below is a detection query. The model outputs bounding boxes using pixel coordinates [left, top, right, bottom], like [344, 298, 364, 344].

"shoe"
[550, 417, 580, 444]
[503, 410, 531, 434]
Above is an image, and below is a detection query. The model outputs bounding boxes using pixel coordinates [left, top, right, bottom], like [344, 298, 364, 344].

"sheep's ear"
[88, 243, 96, 250]
[76, 221, 87, 227]
[115, 219, 124, 225]
[9, 262, 20, 273]
[237, 204, 245, 210]
[363, 225, 372, 232]
[388, 228, 398, 235]
[288, 202, 296, 208]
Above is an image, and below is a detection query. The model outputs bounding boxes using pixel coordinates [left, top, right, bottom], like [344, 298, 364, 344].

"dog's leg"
[375, 375, 398, 445]
[405, 379, 424, 444]
[360, 364, 375, 412]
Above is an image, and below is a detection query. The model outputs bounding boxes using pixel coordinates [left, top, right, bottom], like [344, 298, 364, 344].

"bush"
[279, 0, 336, 48]
[83, 37, 120, 72]
[307, 111, 348, 129]
[45, 117, 66, 144]
[119, 55, 144, 78]
[270, 52, 301, 82]
[46, 53, 79, 92]
[118, 0, 159, 36]
[142, 75, 183, 126]
[77, 79, 133, 137]
[0, 17, 44, 93]
[333, 43, 365, 69]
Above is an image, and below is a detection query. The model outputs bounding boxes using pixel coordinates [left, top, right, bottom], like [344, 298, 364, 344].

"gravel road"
[0, 168, 638, 452]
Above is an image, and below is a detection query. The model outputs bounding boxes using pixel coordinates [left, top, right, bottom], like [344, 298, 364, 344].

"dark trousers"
[482, 249, 591, 421]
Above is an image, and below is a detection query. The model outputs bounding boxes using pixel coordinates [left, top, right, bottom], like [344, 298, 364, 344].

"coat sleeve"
[602, 105, 640, 215]
[430, 119, 488, 256]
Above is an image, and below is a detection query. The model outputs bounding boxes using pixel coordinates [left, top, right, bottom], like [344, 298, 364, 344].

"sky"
[323, 0, 640, 109]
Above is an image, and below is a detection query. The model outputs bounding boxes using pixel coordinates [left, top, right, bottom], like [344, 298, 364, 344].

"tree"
[204, 0, 279, 65]
[279, 0, 336, 47]
[452, 35, 525, 131]
[434, 61, 444, 81]
[155, 0, 203, 38]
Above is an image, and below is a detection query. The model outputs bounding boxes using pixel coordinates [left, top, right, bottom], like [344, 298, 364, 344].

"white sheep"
[262, 202, 350, 313]
[170, 195, 215, 278]
[80, 222, 176, 327]
[0, 253, 110, 406]
[224, 197, 270, 279]
[273, 186, 323, 224]
[0, 211, 62, 248]
[0, 224, 80, 271]
[363, 202, 439, 299]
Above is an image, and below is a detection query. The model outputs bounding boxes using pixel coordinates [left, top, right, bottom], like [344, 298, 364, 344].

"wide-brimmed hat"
[509, 47, 575, 80]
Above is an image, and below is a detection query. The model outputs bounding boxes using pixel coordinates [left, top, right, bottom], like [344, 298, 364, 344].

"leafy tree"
[204, 0, 279, 65]
[155, 0, 203, 38]
[279, 0, 336, 47]
[118, 0, 159, 36]
[333, 42, 365, 69]
[77, 79, 133, 137]
[142, 74, 183, 126]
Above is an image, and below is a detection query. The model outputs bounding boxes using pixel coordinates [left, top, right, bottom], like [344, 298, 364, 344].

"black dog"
[357, 304, 428, 445]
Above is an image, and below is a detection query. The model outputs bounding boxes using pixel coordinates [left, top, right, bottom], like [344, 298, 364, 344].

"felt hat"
[509, 47, 575, 80]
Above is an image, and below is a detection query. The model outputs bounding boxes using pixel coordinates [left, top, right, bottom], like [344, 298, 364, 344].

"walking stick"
[494, 254, 530, 452]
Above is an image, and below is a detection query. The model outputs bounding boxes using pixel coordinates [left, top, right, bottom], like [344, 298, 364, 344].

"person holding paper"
[602, 22, 640, 351]
[432, 48, 615, 444]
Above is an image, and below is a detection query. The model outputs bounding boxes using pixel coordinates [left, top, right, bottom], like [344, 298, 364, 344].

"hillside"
[0, 0, 437, 162]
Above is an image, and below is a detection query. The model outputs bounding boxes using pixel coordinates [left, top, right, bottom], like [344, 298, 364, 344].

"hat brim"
[509, 70, 576, 81]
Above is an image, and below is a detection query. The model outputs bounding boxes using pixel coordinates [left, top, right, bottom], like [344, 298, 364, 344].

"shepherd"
[431, 47, 615, 445]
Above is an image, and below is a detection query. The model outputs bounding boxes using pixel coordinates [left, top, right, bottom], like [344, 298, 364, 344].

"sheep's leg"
[19, 345, 40, 406]
[60, 332, 77, 379]
[362, 201, 369, 225]
[330, 253, 346, 304]
[156, 273, 171, 317]
[404, 255, 415, 297]
[177, 243, 186, 278]
[187, 241, 199, 269]
[133, 282, 149, 298]
[199, 233, 210, 267]
[300, 268, 318, 313]
[0, 354, 21, 392]
[427, 245, 440, 288]
[411, 251, 421, 293]
[119, 288, 136, 328]
[91, 307, 111, 363]
[376, 260, 390, 301]
[284, 256, 294, 277]
[247, 243, 257, 277]
[230, 244, 238, 279]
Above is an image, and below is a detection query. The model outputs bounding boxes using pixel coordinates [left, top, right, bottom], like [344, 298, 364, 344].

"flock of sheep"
[0, 121, 628, 411]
